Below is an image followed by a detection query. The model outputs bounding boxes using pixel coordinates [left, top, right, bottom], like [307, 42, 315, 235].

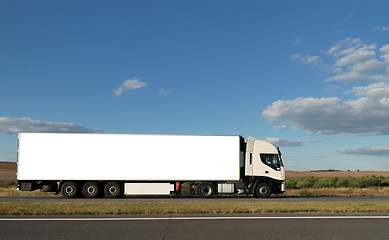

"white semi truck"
[17, 133, 285, 198]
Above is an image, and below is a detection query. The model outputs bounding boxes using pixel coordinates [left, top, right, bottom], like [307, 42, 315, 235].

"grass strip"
[1, 201, 388, 215]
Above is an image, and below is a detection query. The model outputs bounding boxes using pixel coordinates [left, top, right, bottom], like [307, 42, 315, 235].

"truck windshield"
[260, 154, 281, 170]
[277, 148, 284, 167]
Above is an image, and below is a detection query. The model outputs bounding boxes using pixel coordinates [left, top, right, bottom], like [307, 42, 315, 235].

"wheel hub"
[87, 186, 96, 194]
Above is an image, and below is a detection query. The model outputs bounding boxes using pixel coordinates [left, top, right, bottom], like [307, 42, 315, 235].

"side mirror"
[276, 168, 281, 171]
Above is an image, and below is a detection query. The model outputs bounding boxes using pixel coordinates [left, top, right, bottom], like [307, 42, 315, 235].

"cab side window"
[260, 154, 281, 170]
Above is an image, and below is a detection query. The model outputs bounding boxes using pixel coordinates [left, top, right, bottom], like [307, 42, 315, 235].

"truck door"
[257, 153, 283, 180]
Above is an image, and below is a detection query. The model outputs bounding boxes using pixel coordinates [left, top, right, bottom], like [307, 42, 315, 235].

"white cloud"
[325, 70, 389, 83]
[265, 138, 320, 147]
[304, 56, 321, 65]
[0, 117, 98, 135]
[347, 82, 389, 97]
[372, 26, 389, 32]
[333, 46, 376, 67]
[380, 45, 389, 64]
[333, 40, 376, 57]
[273, 125, 288, 131]
[290, 53, 302, 61]
[262, 82, 389, 135]
[327, 38, 364, 56]
[324, 38, 389, 83]
[337, 145, 389, 156]
[350, 59, 385, 74]
[290, 53, 321, 66]
[328, 46, 341, 55]
[158, 88, 171, 95]
[276, 38, 389, 136]
[114, 77, 147, 96]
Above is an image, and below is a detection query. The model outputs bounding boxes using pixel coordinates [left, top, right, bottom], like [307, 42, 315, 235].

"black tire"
[104, 181, 122, 198]
[255, 183, 272, 198]
[60, 181, 78, 198]
[198, 183, 215, 198]
[82, 182, 100, 198]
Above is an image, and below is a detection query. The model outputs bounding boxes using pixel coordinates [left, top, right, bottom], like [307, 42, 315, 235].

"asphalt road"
[1, 214, 388, 240]
[1, 195, 389, 203]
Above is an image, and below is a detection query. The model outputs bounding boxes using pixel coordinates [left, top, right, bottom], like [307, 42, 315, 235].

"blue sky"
[1, 0, 389, 171]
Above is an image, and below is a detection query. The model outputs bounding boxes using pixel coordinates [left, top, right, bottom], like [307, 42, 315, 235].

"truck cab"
[243, 137, 285, 196]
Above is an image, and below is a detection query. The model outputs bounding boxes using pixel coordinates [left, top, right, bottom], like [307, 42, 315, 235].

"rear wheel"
[82, 182, 100, 198]
[104, 181, 122, 198]
[198, 183, 215, 198]
[60, 181, 78, 198]
[255, 183, 272, 198]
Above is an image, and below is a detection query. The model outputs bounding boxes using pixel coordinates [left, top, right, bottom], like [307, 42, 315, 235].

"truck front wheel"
[82, 182, 100, 198]
[255, 183, 272, 198]
[60, 181, 78, 198]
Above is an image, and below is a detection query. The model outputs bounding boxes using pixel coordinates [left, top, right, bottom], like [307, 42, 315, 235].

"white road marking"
[1, 216, 389, 221]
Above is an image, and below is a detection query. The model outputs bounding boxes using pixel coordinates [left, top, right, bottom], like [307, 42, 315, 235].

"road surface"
[1, 214, 388, 240]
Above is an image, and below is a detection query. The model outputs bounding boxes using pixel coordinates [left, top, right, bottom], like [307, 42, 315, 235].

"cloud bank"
[265, 138, 320, 147]
[0, 117, 98, 135]
[263, 82, 389, 135]
[265, 38, 389, 136]
[337, 146, 389, 156]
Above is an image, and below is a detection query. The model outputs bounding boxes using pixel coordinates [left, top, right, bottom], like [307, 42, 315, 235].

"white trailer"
[17, 133, 285, 198]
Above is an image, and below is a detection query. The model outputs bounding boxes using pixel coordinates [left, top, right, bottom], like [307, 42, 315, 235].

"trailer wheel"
[82, 182, 100, 198]
[255, 183, 272, 198]
[198, 183, 215, 198]
[104, 181, 122, 198]
[60, 181, 78, 198]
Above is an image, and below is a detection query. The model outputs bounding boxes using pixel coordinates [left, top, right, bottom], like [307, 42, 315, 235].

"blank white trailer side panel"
[17, 133, 240, 181]
[124, 183, 175, 195]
